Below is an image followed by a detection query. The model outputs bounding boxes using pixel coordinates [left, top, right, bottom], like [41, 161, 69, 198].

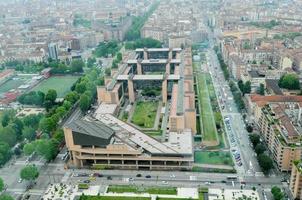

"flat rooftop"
[135, 48, 182, 52]
[94, 103, 193, 156]
[117, 74, 180, 81]
[127, 59, 181, 64]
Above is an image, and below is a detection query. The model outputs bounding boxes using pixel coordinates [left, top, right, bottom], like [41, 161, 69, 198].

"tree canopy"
[20, 165, 39, 181]
[278, 73, 300, 90]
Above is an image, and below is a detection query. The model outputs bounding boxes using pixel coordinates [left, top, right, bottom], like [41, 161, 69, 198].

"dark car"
[145, 175, 151, 178]
[93, 173, 103, 177]
[107, 176, 112, 180]
[136, 174, 142, 177]
[83, 180, 90, 183]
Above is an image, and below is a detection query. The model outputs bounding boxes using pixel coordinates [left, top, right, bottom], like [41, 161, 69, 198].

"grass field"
[194, 151, 233, 166]
[0, 76, 31, 94]
[31, 76, 80, 97]
[107, 185, 177, 195]
[131, 101, 158, 128]
[197, 72, 218, 142]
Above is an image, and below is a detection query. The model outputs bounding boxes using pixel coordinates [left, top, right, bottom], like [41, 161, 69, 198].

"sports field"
[31, 76, 80, 97]
[131, 101, 158, 128]
[196, 72, 218, 142]
[0, 75, 32, 94]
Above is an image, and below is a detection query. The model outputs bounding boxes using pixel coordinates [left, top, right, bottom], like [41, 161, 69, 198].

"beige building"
[250, 95, 302, 172]
[290, 160, 302, 199]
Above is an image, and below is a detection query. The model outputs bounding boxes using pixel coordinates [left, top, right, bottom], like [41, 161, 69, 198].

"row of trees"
[18, 89, 58, 110]
[125, 38, 162, 50]
[124, 1, 159, 41]
[215, 47, 230, 80]
[249, 134, 273, 175]
[229, 81, 245, 110]
[2, 58, 85, 74]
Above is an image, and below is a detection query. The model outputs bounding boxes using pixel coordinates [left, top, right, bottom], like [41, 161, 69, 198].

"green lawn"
[31, 76, 80, 97]
[107, 185, 177, 195]
[197, 72, 218, 142]
[80, 196, 150, 200]
[0, 76, 31, 94]
[194, 151, 233, 165]
[131, 101, 158, 128]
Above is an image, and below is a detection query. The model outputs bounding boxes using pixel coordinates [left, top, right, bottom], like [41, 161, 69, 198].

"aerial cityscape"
[0, 0, 302, 199]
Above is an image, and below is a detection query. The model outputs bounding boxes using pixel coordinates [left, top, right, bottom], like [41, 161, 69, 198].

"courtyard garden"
[131, 100, 158, 128]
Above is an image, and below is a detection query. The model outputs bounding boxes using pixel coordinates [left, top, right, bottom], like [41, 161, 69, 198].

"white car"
[18, 178, 23, 183]
[170, 174, 175, 178]
[162, 181, 168, 185]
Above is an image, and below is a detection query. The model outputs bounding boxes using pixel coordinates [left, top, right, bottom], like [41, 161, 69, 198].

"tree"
[71, 59, 84, 73]
[257, 154, 273, 174]
[244, 81, 251, 94]
[18, 91, 45, 106]
[0, 142, 11, 166]
[0, 177, 4, 192]
[238, 80, 244, 92]
[65, 91, 79, 104]
[20, 165, 39, 181]
[22, 126, 36, 141]
[246, 125, 253, 133]
[255, 143, 266, 155]
[12, 118, 24, 139]
[23, 143, 36, 155]
[75, 82, 87, 94]
[271, 186, 284, 200]
[105, 68, 111, 76]
[79, 94, 91, 112]
[1, 113, 10, 127]
[279, 73, 300, 90]
[35, 139, 58, 161]
[87, 57, 96, 68]
[258, 83, 265, 95]
[249, 134, 260, 148]
[116, 52, 122, 62]
[0, 194, 14, 200]
[0, 126, 17, 147]
[39, 117, 56, 133]
[23, 114, 43, 129]
[45, 89, 57, 103]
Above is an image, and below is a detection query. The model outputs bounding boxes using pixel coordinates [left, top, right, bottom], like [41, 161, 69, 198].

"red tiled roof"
[251, 95, 302, 106]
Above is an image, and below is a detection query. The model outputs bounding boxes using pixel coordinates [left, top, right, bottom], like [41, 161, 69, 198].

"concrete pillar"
[168, 49, 172, 59]
[80, 160, 83, 168]
[165, 62, 170, 74]
[128, 79, 135, 103]
[137, 62, 142, 75]
[162, 79, 167, 104]
[143, 48, 148, 60]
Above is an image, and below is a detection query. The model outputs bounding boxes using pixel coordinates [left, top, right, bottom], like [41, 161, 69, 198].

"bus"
[226, 176, 238, 180]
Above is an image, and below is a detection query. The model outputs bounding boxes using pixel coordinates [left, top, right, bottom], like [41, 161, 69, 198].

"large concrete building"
[64, 48, 196, 170]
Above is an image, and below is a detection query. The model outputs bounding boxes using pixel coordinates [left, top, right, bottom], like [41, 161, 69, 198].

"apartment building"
[290, 160, 302, 199]
[250, 95, 302, 172]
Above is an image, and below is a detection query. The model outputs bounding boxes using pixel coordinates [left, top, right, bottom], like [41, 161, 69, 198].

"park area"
[194, 151, 233, 166]
[31, 76, 80, 97]
[131, 100, 158, 128]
